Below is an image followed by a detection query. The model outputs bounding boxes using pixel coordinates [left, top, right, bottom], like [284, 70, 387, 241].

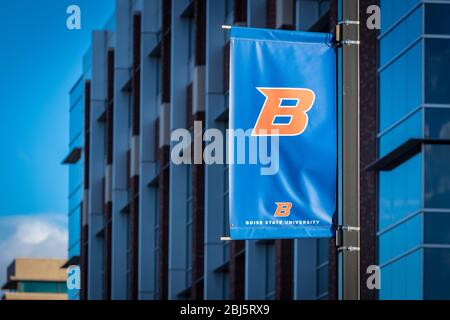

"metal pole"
[341, 0, 360, 300]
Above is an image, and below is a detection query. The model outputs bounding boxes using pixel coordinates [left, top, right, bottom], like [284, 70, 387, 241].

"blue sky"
[0, 0, 114, 285]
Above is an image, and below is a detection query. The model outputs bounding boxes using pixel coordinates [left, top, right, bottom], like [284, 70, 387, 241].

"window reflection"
[316, 238, 328, 299]
[379, 42, 422, 132]
[186, 165, 193, 287]
[318, 0, 331, 17]
[379, 153, 422, 230]
[424, 248, 450, 299]
[265, 244, 275, 300]
[380, 249, 422, 300]
[379, 108, 422, 157]
[425, 145, 450, 209]
[425, 213, 450, 245]
[426, 39, 450, 104]
[425, 108, 450, 140]
[380, 0, 421, 33]
[426, 4, 450, 35]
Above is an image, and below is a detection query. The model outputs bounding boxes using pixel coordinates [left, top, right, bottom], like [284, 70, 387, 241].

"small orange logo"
[274, 202, 293, 217]
[253, 88, 315, 136]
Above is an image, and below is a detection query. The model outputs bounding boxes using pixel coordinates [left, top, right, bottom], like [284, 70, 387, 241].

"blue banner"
[229, 27, 336, 240]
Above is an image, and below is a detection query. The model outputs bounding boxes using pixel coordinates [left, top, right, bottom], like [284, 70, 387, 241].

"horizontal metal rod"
[338, 19, 360, 25]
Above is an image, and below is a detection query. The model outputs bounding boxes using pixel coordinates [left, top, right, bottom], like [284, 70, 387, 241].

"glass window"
[18, 281, 67, 294]
[188, 18, 195, 62]
[222, 272, 229, 300]
[378, 153, 422, 230]
[425, 145, 450, 209]
[156, 57, 162, 98]
[128, 94, 133, 134]
[380, 6, 422, 68]
[186, 221, 192, 285]
[379, 264, 392, 300]
[379, 41, 422, 132]
[404, 249, 422, 300]
[69, 97, 84, 146]
[68, 242, 80, 259]
[69, 173, 82, 212]
[317, 238, 329, 298]
[68, 205, 81, 252]
[380, 0, 421, 33]
[265, 244, 275, 300]
[319, 0, 330, 17]
[424, 248, 450, 299]
[223, 164, 230, 260]
[379, 108, 422, 157]
[69, 158, 83, 197]
[70, 79, 84, 105]
[225, 0, 233, 20]
[154, 188, 160, 298]
[222, 123, 230, 299]
[379, 214, 422, 265]
[125, 211, 131, 299]
[426, 4, 450, 35]
[391, 260, 406, 299]
[425, 39, 450, 104]
[186, 165, 193, 288]
[317, 264, 328, 298]
[425, 108, 450, 140]
[379, 249, 422, 300]
[425, 213, 450, 245]
[317, 238, 328, 266]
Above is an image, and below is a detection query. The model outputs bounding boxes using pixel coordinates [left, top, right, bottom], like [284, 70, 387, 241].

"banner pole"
[340, 0, 361, 300]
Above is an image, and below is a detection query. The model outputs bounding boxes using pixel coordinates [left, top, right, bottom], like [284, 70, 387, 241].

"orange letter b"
[274, 202, 292, 217]
[252, 88, 315, 136]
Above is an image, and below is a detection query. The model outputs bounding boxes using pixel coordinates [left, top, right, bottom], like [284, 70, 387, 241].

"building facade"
[376, 0, 450, 299]
[64, 0, 450, 300]
[63, 47, 94, 300]
[1, 259, 68, 300]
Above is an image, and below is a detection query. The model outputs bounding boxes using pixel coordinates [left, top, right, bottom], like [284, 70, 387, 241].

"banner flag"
[229, 27, 336, 240]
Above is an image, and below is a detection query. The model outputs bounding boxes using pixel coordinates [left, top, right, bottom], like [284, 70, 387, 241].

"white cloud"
[0, 213, 67, 294]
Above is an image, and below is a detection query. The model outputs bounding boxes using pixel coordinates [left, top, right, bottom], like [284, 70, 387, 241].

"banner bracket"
[335, 16, 360, 47]
[335, 225, 360, 249]
[343, 40, 360, 46]
[337, 19, 360, 25]
[338, 246, 360, 252]
[220, 236, 232, 241]
[338, 225, 360, 232]
[335, 25, 360, 47]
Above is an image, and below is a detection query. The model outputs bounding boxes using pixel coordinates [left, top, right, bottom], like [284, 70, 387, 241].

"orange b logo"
[274, 202, 292, 217]
[252, 88, 315, 136]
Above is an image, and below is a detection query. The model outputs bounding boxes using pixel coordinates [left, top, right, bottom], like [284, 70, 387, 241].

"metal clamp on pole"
[220, 236, 231, 241]
[336, 225, 360, 251]
[338, 19, 360, 25]
[335, 20, 360, 47]
[340, 225, 360, 232]
[342, 40, 360, 46]
[335, 26, 361, 46]
[338, 246, 361, 252]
